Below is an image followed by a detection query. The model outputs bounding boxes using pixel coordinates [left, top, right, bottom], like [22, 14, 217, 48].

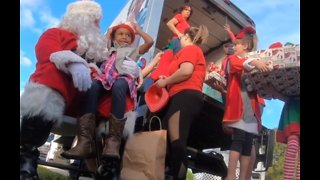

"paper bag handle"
[149, 115, 162, 131]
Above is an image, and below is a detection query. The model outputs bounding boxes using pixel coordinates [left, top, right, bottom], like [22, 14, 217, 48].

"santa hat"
[112, 22, 136, 43]
[268, 42, 283, 49]
[66, 0, 102, 20]
[235, 26, 256, 39]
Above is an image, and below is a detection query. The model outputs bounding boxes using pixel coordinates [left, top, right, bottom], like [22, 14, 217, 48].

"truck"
[107, 0, 275, 179]
[39, 0, 275, 179]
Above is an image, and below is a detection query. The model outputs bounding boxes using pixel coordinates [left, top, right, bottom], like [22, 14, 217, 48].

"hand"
[123, 59, 140, 78]
[222, 126, 233, 135]
[155, 77, 167, 88]
[252, 60, 272, 72]
[224, 23, 231, 32]
[213, 81, 226, 94]
[178, 33, 184, 39]
[152, 52, 164, 64]
[68, 63, 92, 92]
[132, 23, 142, 35]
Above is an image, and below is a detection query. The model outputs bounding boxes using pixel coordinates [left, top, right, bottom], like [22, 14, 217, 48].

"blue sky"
[20, 0, 300, 129]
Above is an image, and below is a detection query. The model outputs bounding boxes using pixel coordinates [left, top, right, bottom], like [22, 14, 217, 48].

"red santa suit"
[31, 27, 134, 118]
[222, 54, 262, 132]
[31, 28, 82, 111]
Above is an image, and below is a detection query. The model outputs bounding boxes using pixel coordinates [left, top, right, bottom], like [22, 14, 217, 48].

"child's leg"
[111, 79, 129, 119]
[284, 135, 300, 180]
[239, 156, 251, 180]
[226, 128, 246, 180]
[226, 150, 241, 180]
[239, 132, 254, 180]
[246, 145, 256, 180]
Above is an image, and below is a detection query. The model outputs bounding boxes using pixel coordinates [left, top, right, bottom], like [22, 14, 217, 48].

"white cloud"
[265, 107, 273, 116]
[20, 8, 42, 33]
[20, 8, 35, 28]
[39, 10, 60, 29]
[231, 0, 300, 50]
[20, 0, 44, 9]
[20, 0, 58, 33]
[21, 57, 32, 66]
[232, 0, 299, 16]
[20, 50, 33, 67]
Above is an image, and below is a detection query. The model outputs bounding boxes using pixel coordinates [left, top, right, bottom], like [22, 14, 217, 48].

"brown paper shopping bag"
[121, 116, 167, 180]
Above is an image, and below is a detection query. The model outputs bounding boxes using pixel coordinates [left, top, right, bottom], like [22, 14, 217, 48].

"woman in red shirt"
[156, 25, 208, 180]
[166, 5, 192, 54]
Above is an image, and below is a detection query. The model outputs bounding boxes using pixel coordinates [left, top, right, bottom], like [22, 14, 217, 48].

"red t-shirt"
[168, 45, 206, 97]
[172, 13, 190, 38]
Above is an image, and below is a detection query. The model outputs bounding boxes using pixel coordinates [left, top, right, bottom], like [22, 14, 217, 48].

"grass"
[38, 166, 70, 180]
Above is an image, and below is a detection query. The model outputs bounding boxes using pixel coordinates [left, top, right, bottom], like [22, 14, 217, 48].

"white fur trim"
[67, 0, 102, 20]
[123, 111, 138, 139]
[243, 57, 258, 71]
[20, 82, 65, 124]
[49, 50, 88, 74]
[88, 63, 102, 75]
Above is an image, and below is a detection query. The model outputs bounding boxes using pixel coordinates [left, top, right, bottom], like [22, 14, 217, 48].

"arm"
[246, 59, 271, 72]
[50, 50, 88, 74]
[224, 24, 236, 42]
[156, 62, 194, 88]
[142, 52, 163, 78]
[135, 25, 154, 54]
[166, 16, 183, 38]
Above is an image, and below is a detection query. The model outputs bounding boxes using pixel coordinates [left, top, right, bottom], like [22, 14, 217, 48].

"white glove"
[68, 63, 92, 92]
[123, 58, 140, 78]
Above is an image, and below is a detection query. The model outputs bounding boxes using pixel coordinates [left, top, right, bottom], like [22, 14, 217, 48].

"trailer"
[38, 0, 275, 179]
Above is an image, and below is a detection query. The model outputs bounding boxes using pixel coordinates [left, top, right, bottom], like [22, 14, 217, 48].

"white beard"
[59, 13, 109, 62]
[75, 26, 108, 62]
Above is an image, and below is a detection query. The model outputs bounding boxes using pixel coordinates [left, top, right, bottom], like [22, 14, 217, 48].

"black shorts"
[229, 128, 254, 156]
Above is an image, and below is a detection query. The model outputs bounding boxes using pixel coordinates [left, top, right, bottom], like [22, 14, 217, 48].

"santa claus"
[20, 1, 109, 179]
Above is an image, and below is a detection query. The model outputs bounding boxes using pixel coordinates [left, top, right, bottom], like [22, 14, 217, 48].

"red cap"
[112, 22, 136, 43]
[268, 42, 283, 49]
[235, 26, 256, 39]
[145, 83, 169, 113]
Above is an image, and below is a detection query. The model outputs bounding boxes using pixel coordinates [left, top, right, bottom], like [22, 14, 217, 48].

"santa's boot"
[61, 113, 96, 159]
[96, 114, 126, 178]
[20, 116, 53, 180]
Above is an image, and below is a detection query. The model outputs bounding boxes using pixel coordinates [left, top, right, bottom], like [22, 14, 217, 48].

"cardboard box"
[243, 45, 300, 98]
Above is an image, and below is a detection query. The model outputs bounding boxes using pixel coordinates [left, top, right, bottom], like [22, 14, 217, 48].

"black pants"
[163, 90, 203, 179]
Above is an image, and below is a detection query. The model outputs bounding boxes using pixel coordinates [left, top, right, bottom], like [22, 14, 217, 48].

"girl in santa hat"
[61, 21, 154, 178]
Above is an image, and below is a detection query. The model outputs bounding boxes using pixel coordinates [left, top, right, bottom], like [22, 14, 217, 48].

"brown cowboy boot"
[61, 113, 96, 159]
[101, 114, 126, 159]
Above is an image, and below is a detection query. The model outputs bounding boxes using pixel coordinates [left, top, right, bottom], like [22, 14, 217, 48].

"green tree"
[266, 129, 286, 180]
